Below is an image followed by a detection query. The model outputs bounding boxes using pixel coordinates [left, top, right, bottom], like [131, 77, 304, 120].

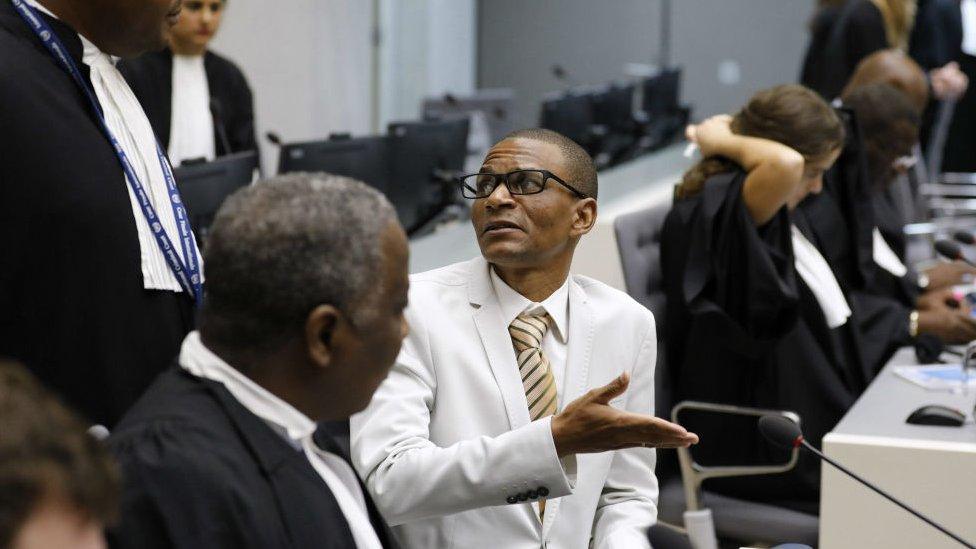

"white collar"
[489, 266, 570, 343]
[179, 331, 316, 444]
[790, 225, 852, 329]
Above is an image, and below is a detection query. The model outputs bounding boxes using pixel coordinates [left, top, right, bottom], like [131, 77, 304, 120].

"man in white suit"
[351, 128, 698, 548]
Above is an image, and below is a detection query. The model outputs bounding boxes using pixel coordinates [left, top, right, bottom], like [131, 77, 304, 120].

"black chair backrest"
[613, 201, 673, 420]
[614, 201, 677, 478]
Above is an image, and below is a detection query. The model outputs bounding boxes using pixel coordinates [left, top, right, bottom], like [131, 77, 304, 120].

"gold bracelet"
[909, 310, 920, 338]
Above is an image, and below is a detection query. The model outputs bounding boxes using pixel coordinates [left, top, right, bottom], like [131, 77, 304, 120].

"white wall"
[210, 0, 376, 172]
[377, 0, 477, 128]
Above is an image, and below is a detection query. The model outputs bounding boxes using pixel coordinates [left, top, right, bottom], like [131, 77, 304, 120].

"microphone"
[935, 239, 975, 267]
[954, 231, 976, 246]
[758, 415, 975, 548]
[209, 98, 232, 156]
[265, 131, 283, 147]
[551, 64, 579, 87]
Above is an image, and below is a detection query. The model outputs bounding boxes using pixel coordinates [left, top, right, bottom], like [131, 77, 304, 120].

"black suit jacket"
[108, 368, 399, 549]
[910, 0, 964, 70]
[118, 49, 258, 159]
[0, 2, 192, 426]
[800, 0, 889, 100]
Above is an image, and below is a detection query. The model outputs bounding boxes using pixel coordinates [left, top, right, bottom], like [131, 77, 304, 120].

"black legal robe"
[108, 367, 399, 549]
[800, 0, 888, 101]
[910, 0, 976, 172]
[798, 109, 915, 375]
[0, 3, 192, 426]
[661, 171, 870, 510]
[117, 49, 258, 160]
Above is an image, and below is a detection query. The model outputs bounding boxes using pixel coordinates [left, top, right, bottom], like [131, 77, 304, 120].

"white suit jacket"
[351, 257, 658, 549]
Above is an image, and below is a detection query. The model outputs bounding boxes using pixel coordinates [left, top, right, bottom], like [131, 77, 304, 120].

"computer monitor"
[591, 83, 636, 132]
[387, 118, 470, 233]
[276, 135, 390, 194]
[421, 88, 516, 144]
[539, 91, 598, 154]
[643, 68, 682, 115]
[173, 150, 258, 243]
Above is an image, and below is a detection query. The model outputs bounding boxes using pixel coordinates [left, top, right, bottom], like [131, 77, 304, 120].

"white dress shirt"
[168, 54, 216, 166]
[962, 0, 976, 56]
[179, 332, 382, 549]
[489, 267, 570, 408]
[28, 0, 202, 294]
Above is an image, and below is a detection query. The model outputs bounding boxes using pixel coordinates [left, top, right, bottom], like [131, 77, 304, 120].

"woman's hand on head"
[686, 115, 733, 157]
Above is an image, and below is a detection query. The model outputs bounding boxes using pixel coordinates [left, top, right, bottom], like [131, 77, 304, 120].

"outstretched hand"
[550, 372, 699, 457]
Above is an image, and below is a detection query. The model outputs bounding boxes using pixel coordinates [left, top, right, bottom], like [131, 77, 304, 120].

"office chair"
[614, 203, 819, 549]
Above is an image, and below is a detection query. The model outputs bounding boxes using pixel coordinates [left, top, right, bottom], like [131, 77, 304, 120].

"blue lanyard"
[11, 0, 202, 305]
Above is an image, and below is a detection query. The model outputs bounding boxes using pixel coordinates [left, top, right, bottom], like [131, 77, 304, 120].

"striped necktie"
[509, 312, 558, 421]
[509, 311, 558, 521]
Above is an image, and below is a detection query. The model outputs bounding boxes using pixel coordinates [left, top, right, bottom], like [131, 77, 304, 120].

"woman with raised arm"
[661, 84, 850, 511]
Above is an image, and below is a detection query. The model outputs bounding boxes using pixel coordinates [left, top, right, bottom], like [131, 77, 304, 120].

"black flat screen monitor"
[421, 88, 516, 143]
[173, 150, 258, 241]
[643, 68, 681, 115]
[387, 118, 470, 233]
[276, 136, 390, 194]
[591, 83, 635, 131]
[539, 92, 596, 150]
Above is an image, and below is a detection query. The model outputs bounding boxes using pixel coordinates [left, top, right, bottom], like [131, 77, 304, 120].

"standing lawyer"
[119, 0, 258, 166]
[352, 128, 698, 549]
[0, 0, 201, 426]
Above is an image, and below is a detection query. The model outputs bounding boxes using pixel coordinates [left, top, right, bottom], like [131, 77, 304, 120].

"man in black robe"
[910, 0, 976, 172]
[0, 0, 194, 427]
[800, 55, 976, 374]
[108, 175, 407, 549]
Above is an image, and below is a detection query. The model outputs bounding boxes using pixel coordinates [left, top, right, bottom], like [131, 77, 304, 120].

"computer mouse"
[905, 404, 966, 427]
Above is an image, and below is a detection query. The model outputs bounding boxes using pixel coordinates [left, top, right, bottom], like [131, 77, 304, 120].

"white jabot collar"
[791, 225, 852, 328]
[962, 0, 976, 56]
[873, 228, 908, 277]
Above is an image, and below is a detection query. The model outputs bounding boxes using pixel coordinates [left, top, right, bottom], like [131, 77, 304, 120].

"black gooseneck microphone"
[935, 239, 976, 267]
[209, 98, 232, 155]
[265, 131, 283, 147]
[758, 415, 975, 548]
[954, 231, 976, 246]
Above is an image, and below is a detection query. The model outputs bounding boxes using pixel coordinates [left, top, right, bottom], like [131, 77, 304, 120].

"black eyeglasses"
[458, 169, 588, 200]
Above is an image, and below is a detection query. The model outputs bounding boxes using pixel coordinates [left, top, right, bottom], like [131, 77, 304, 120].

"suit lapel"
[541, 276, 594, 537]
[468, 257, 531, 430]
[561, 276, 595, 407]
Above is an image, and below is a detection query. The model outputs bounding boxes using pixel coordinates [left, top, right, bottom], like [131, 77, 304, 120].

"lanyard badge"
[11, 0, 203, 305]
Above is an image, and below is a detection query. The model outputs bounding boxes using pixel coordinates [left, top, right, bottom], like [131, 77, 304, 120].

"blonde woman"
[801, 0, 966, 101]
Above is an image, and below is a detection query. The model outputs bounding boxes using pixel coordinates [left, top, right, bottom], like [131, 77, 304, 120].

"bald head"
[502, 128, 598, 200]
[842, 49, 928, 113]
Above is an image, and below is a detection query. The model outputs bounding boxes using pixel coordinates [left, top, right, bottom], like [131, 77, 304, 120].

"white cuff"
[499, 416, 574, 502]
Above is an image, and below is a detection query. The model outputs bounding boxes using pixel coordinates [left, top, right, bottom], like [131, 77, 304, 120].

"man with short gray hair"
[108, 173, 407, 549]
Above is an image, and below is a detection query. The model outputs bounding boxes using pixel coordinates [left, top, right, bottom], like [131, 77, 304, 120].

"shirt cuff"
[543, 415, 577, 490]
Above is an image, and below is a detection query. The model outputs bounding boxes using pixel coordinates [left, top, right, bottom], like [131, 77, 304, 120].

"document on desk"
[894, 364, 976, 391]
